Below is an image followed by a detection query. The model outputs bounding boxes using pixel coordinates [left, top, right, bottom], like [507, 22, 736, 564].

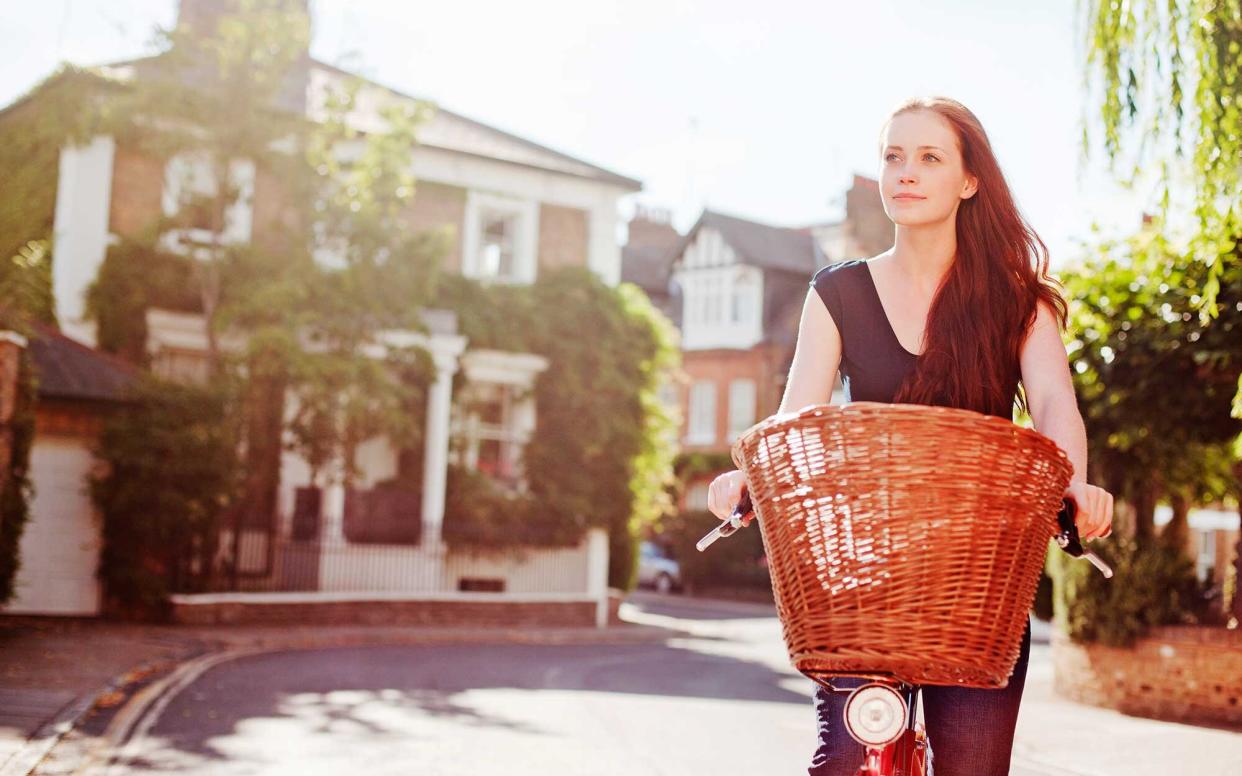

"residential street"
[22, 592, 1236, 776]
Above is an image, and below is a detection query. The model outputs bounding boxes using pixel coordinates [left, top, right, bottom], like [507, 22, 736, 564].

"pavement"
[2, 597, 1239, 776]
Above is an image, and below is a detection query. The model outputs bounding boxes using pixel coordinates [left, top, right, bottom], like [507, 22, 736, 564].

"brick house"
[628, 175, 893, 512]
[2, 0, 643, 624]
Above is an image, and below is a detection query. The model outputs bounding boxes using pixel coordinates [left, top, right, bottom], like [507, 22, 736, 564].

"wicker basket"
[731, 401, 1073, 688]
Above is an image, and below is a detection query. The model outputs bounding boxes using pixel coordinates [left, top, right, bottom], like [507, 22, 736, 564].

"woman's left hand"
[1065, 480, 1114, 541]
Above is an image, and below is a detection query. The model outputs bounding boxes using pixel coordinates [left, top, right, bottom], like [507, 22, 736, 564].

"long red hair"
[885, 97, 1068, 418]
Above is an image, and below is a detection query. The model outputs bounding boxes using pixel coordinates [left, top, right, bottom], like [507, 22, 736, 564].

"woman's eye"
[923, 154, 939, 162]
[884, 153, 898, 161]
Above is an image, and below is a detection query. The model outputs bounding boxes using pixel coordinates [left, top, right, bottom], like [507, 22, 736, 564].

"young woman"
[707, 96, 1115, 776]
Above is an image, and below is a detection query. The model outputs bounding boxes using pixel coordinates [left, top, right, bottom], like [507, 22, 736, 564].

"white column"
[586, 527, 610, 628]
[321, 459, 347, 545]
[420, 348, 461, 548]
[52, 135, 115, 347]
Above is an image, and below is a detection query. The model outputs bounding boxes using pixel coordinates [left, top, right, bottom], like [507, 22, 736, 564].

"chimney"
[175, 0, 313, 114]
[178, 0, 309, 34]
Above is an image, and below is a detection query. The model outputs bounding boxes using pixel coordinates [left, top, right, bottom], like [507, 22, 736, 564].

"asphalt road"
[95, 592, 1242, 776]
[102, 593, 813, 775]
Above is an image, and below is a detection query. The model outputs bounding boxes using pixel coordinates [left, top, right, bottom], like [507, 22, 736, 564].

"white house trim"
[407, 146, 623, 286]
[459, 348, 549, 386]
[52, 135, 115, 347]
[461, 189, 540, 285]
[676, 228, 765, 350]
[159, 151, 256, 256]
[1154, 505, 1241, 531]
[454, 348, 549, 493]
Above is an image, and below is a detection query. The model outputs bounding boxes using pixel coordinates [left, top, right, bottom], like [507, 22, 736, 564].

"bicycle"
[696, 402, 1113, 776]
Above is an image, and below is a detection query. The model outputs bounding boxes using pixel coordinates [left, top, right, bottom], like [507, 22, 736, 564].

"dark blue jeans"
[806, 615, 1032, 776]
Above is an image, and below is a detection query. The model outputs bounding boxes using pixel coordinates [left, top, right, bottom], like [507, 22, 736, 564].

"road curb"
[0, 654, 187, 776]
[96, 648, 267, 776]
[0, 687, 99, 776]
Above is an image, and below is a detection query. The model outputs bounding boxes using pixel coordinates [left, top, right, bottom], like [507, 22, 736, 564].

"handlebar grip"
[1054, 496, 1114, 578]
[695, 485, 755, 552]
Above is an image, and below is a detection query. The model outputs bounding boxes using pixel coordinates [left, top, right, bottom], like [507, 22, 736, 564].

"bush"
[441, 464, 584, 554]
[1048, 535, 1211, 647]
[91, 377, 238, 619]
[652, 509, 772, 597]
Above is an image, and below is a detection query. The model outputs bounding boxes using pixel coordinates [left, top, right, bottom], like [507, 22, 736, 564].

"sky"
[2, 0, 1164, 269]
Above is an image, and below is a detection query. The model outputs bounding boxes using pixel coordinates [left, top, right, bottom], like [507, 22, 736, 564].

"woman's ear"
[962, 174, 979, 200]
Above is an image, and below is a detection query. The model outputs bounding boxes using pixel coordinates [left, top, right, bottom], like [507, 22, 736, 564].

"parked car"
[638, 540, 682, 594]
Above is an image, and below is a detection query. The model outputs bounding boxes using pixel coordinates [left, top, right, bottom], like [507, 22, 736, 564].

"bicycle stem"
[697, 488, 1115, 580]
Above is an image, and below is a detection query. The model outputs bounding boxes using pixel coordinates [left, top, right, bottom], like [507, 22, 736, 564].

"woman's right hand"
[708, 470, 751, 523]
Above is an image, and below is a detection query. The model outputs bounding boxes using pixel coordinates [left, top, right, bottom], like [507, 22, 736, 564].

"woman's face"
[878, 109, 978, 227]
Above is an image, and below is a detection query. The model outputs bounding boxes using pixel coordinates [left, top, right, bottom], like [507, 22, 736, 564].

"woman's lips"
[893, 194, 925, 200]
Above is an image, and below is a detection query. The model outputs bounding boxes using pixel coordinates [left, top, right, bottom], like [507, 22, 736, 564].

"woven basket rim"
[730, 401, 1070, 471]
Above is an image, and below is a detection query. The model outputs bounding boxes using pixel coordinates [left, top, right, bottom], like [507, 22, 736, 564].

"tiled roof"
[26, 324, 137, 403]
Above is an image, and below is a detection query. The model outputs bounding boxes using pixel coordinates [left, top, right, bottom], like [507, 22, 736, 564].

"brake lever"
[696, 487, 754, 552]
[1054, 497, 1114, 578]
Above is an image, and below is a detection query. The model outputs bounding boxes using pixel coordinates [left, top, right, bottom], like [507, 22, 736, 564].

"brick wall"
[678, 343, 788, 454]
[538, 203, 589, 272]
[110, 145, 307, 250]
[1052, 626, 1242, 729]
[109, 145, 165, 239]
[402, 180, 466, 272]
[171, 597, 600, 627]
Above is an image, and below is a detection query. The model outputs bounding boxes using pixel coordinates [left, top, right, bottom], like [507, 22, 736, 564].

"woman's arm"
[1019, 299, 1114, 538]
[777, 288, 843, 414]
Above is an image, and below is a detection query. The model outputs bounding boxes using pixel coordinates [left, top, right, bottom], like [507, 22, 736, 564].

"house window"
[480, 210, 519, 278]
[161, 151, 254, 255]
[731, 272, 754, 324]
[687, 380, 717, 444]
[728, 379, 756, 440]
[463, 190, 538, 284]
[1196, 530, 1216, 582]
[452, 381, 528, 491]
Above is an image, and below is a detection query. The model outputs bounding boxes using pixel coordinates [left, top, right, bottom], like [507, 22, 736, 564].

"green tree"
[99, 0, 313, 373]
[1083, 0, 1241, 324]
[1062, 224, 1241, 621]
[1064, 228, 1240, 538]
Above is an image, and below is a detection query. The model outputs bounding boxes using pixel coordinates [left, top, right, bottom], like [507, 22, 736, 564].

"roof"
[671, 209, 822, 275]
[81, 53, 641, 191]
[26, 323, 138, 403]
[310, 61, 643, 191]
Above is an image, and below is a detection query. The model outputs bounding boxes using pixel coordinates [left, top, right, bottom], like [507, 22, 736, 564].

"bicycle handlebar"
[696, 486, 1114, 579]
